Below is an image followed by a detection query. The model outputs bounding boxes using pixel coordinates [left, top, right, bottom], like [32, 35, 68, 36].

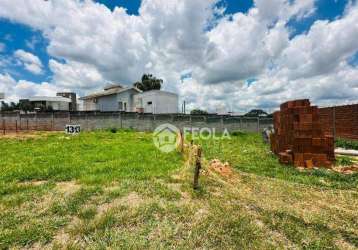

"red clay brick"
[271, 99, 335, 168]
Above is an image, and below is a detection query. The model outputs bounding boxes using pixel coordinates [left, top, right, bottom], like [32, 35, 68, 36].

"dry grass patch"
[197, 161, 358, 249]
[97, 192, 144, 215]
[55, 181, 81, 196]
[0, 131, 57, 140]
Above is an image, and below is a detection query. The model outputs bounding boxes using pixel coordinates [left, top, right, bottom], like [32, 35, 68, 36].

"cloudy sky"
[0, 0, 357, 113]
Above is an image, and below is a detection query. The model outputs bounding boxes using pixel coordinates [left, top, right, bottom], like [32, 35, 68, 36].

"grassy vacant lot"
[0, 130, 357, 249]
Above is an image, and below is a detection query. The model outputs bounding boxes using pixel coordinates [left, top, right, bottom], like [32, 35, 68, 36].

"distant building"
[80, 84, 141, 112]
[56, 92, 77, 111]
[80, 84, 179, 114]
[26, 96, 72, 111]
[134, 90, 178, 114]
[76, 99, 84, 111]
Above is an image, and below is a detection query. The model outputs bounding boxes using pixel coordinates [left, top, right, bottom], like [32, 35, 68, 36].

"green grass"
[0, 130, 182, 184]
[335, 137, 358, 150]
[0, 130, 357, 249]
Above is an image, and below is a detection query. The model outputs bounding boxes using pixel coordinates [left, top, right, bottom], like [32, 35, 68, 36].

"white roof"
[80, 86, 142, 100]
[135, 90, 178, 97]
[29, 96, 72, 102]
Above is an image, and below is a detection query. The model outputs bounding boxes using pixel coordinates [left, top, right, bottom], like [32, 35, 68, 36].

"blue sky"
[0, 0, 357, 111]
[287, 0, 352, 37]
[0, 20, 51, 83]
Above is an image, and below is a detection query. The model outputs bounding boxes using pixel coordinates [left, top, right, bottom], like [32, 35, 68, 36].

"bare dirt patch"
[51, 217, 82, 248]
[52, 228, 71, 247]
[18, 180, 48, 186]
[208, 159, 233, 177]
[97, 192, 143, 215]
[56, 181, 81, 195]
[332, 165, 358, 174]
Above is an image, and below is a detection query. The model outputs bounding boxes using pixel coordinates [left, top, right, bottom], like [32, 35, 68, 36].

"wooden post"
[27, 119, 29, 131]
[2, 119, 5, 135]
[179, 129, 184, 153]
[15, 120, 18, 133]
[257, 117, 260, 132]
[193, 146, 202, 190]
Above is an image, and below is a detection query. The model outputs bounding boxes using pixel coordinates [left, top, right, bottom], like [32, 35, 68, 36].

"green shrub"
[109, 128, 118, 133]
[336, 156, 354, 166]
[231, 131, 246, 137]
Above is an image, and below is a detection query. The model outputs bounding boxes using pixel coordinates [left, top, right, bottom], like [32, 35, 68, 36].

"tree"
[19, 100, 34, 112]
[244, 109, 268, 117]
[134, 74, 163, 91]
[190, 109, 208, 115]
[10, 102, 18, 110]
[0, 101, 20, 111]
[1, 101, 9, 111]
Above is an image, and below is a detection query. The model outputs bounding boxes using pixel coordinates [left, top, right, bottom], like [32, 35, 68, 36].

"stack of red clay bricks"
[270, 99, 335, 168]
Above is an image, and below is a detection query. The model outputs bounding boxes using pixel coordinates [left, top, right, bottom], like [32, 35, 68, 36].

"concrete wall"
[0, 112, 272, 133]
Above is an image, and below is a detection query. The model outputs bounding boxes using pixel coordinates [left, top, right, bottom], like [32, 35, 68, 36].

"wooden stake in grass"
[179, 129, 184, 153]
[193, 146, 202, 190]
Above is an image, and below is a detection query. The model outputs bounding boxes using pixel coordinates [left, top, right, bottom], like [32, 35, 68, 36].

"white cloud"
[49, 59, 105, 94]
[14, 49, 44, 75]
[278, 5, 358, 80]
[0, 73, 58, 102]
[254, 0, 315, 24]
[0, 0, 357, 112]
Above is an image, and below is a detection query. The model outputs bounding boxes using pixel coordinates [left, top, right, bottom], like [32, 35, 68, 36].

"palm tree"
[134, 74, 163, 91]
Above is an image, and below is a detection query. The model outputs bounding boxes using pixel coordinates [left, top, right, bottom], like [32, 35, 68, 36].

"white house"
[80, 84, 179, 114]
[80, 84, 142, 112]
[134, 90, 178, 114]
[28, 96, 72, 111]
